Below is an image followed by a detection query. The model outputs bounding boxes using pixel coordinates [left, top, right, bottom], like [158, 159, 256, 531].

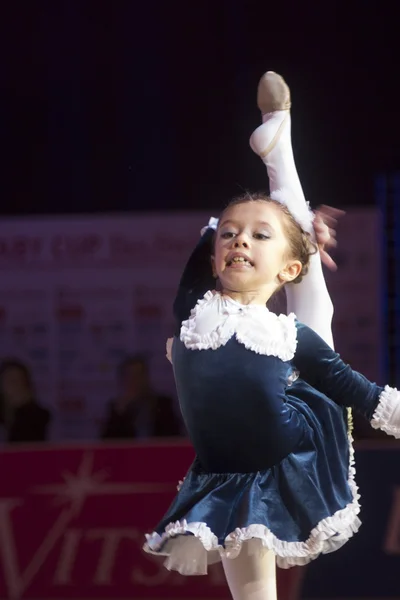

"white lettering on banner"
[0, 231, 202, 268]
[0, 508, 222, 595]
[54, 528, 82, 584]
[56, 528, 140, 586]
[109, 234, 143, 258]
[86, 528, 139, 585]
[384, 486, 400, 554]
[0, 498, 79, 599]
[133, 548, 173, 586]
[51, 235, 103, 259]
[0, 451, 190, 598]
[0, 238, 43, 260]
[0, 500, 23, 599]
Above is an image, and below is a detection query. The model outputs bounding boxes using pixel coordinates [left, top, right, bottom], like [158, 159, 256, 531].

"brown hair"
[218, 192, 316, 285]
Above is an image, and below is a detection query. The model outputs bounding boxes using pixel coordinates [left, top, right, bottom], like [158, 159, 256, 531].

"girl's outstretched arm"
[294, 322, 400, 438]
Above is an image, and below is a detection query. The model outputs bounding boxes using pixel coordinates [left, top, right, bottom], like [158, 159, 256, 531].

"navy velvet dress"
[143, 227, 398, 575]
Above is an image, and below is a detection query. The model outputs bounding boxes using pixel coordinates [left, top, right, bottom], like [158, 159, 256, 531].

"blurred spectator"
[101, 355, 182, 440]
[0, 359, 51, 443]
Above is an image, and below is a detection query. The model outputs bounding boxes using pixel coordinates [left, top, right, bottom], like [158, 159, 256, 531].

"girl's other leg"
[222, 541, 277, 600]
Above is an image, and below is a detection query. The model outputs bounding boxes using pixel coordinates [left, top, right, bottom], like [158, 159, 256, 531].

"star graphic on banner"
[32, 451, 174, 513]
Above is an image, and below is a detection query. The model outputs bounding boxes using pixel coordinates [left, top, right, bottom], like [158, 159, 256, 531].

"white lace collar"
[180, 291, 297, 361]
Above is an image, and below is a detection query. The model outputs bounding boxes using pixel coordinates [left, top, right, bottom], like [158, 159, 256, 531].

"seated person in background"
[0, 359, 51, 443]
[101, 355, 182, 440]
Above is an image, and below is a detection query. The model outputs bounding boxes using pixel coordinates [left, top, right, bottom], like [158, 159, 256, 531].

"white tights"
[265, 112, 334, 349]
[222, 112, 335, 599]
[222, 542, 277, 600]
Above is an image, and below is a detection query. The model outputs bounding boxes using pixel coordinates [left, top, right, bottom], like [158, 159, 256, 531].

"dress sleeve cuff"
[200, 217, 219, 236]
[370, 385, 400, 438]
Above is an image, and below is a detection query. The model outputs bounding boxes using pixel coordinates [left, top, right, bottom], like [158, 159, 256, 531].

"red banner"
[0, 441, 304, 600]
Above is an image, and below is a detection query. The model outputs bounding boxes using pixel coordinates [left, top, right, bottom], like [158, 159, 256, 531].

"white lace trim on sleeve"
[371, 385, 400, 438]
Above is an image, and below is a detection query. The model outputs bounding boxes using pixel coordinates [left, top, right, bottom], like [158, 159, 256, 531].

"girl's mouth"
[226, 256, 253, 268]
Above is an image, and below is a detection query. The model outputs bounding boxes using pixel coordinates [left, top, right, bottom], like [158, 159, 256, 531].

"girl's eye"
[254, 233, 270, 240]
[220, 232, 235, 239]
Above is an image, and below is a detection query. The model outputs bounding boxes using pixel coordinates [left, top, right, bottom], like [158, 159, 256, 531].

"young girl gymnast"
[144, 72, 398, 600]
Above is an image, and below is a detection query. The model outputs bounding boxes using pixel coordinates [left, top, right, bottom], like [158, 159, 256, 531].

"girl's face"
[213, 201, 301, 304]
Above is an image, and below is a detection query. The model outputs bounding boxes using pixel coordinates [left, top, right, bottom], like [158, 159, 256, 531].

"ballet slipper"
[257, 71, 291, 113]
[250, 71, 291, 159]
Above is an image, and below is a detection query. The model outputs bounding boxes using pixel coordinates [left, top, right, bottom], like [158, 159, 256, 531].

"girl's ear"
[278, 260, 302, 283]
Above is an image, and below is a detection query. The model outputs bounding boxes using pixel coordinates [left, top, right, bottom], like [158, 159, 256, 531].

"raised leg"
[250, 72, 334, 349]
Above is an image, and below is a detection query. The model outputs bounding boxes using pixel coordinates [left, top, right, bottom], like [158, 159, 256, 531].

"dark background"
[1, 1, 399, 216]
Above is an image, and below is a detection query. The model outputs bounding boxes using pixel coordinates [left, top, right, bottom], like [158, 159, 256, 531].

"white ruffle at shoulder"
[180, 291, 297, 362]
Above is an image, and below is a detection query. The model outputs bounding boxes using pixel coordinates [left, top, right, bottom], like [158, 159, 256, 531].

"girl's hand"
[166, 338, 173, 363]
[313, 205, 345, 271]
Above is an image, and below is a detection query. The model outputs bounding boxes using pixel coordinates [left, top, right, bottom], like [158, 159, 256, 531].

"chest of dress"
[173, 337, 294, 418]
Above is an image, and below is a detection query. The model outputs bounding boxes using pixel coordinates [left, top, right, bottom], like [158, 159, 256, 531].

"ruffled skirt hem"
[144, 500, 361, 575]
[143, 389, 360, 575]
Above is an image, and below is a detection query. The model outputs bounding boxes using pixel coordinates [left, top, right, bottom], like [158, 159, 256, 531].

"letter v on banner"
[0, 500, 23, 599]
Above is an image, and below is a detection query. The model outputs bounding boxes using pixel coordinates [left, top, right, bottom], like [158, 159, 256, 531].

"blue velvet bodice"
[173, 337, 304, 472]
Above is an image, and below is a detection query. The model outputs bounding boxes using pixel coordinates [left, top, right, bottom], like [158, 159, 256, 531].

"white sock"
[251, 112, 306, 208]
